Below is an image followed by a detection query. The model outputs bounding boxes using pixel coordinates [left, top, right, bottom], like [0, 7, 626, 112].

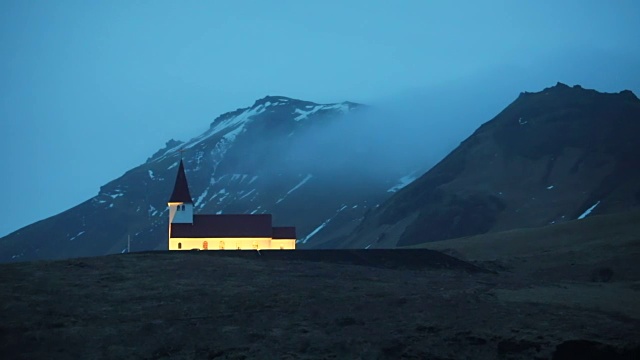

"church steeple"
[168, 160, 192, 204]
[168, 159, 194, 226]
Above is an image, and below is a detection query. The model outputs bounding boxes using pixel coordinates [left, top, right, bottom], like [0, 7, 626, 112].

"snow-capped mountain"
[0, 95, 421, 262]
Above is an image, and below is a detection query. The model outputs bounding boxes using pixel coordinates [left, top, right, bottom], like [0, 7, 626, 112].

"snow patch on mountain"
[327, 103, 351, 113]
[195, 188, 209, 208]
[154, 143, 184, 163]
[239, 189, 256, 200]
[276, 174, 313, 204]
[209, 139, 233, 176]
[208, 188, 230, 205]
[217, 190, 230, 204]
[298, 204, 349, 244]
[195, 151, 205, 166]
[108, 193, 123, 199]
[223, 125, 246, 142]
[148, 170, 155, 179]
[69, 231, 85, 241]
[186, 105, 267, 150]
[299, 220, 330, 244]
[293, 103, 350, 121]
[388, 174, 418, 192]
[578, 201, 600, 219]
[294, 106, 324, 121]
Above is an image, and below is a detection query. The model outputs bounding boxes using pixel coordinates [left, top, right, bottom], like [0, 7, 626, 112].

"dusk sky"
[1, 0, 639, 237]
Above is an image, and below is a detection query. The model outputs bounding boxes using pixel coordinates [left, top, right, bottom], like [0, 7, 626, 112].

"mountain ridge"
[3, 83, 639, 262]
[0, 94, 410, 262]
[327, 82, 640, 249]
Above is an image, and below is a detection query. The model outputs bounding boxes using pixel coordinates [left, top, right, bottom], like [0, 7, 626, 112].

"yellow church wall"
[271, 239, 296, 250]
[170, 237, 292, 250]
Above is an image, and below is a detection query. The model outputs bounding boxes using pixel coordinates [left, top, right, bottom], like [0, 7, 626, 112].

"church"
[167, 160, 296, 250]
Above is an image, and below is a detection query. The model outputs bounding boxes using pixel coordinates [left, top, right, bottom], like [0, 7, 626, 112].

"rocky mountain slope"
[3, 83, 639, 262]
[332, 83, 640, 249]
[0, 96, 423, 262]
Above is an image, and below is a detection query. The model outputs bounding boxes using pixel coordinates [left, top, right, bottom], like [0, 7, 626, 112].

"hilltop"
[1, 209, 639, 359]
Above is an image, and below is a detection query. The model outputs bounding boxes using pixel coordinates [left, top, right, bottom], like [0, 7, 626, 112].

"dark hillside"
[333, 83, 640, 249]
[1, 246, 638, 359]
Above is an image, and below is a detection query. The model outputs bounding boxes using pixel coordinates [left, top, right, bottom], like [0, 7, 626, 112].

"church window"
[252, 240, 259, 249]
[219, 241, 225, 249]
[203, 241, 208, 250]
[176, 206, 180, 211]
[181, 205, 186, 211]
[178, 242, 182, 249]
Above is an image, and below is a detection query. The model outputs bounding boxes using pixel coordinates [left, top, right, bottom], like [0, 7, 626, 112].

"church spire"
[168, 159, 193, 203]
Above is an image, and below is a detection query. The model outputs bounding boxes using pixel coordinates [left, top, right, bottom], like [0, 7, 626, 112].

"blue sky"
[1, 0, 639, 237]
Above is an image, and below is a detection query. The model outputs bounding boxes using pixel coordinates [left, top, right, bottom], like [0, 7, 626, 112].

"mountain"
[4, 83, 639, 262]
[1, 96, 423, 262]
[331, 83, 640, 249]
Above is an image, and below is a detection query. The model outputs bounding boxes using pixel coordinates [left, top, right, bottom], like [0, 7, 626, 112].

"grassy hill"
[1, 214, 639, 359]
[408, 210, 640, 279]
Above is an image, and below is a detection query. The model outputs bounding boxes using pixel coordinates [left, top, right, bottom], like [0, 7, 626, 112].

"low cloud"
[274, 47, 640, 186]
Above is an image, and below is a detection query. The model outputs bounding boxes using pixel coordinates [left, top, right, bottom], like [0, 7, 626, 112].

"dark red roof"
[168, 160, 193, 203]
[170, 214, 273, 238]
[272, 227, 296, 239]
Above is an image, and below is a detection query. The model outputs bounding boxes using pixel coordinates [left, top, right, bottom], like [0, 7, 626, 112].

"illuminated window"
[178, 242, 182, 249]
[203, 241, 208, 250]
